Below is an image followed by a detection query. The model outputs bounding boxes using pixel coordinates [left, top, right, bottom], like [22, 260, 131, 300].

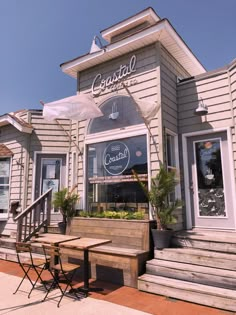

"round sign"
[103, 141, 130, 175]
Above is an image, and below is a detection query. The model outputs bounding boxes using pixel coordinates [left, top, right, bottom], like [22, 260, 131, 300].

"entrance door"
[187, 132, 235, 229]
[34, 154, 67, 207]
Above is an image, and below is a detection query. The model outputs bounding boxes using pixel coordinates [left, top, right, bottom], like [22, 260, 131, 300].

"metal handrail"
[14, 188, 52, 242]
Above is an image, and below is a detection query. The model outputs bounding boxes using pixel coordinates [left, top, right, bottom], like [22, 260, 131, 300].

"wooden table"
[59, 238, 111, 295]
[33, 233, 80, 245]
[32, 233, 81, 281]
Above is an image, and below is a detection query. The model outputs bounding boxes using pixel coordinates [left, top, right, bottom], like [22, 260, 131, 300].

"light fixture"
[195, 98, 208, 116]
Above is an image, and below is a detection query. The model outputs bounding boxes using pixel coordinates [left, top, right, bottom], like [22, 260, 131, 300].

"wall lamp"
[195, 98, 208, 116]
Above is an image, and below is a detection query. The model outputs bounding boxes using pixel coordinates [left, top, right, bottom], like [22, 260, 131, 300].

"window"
[87, 135, 148, 213]
[165, 131, 180, 200]
[0, 158, 11, 215]
[86, 95, 149, 213]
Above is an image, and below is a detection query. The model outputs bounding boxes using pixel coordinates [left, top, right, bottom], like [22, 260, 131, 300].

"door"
[187, 132, 235, 229]
[34, 154, 67, 212]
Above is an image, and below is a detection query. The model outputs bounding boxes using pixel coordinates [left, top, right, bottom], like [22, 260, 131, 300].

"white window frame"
[165, 129, 181, 199]
[0, 156, 11, 220]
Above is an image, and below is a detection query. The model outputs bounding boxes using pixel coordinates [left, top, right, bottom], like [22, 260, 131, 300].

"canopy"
[43, 94, 103, 121]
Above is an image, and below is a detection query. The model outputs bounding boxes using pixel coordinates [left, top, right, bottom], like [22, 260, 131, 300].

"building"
[0, 7, 236, 237]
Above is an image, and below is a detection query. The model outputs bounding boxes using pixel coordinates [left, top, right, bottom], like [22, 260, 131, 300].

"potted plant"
[52, 185, 80, 234]
[133, 165, 181, 249]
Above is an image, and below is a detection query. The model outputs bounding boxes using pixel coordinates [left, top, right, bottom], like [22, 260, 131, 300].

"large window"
[86, 95, 149, 213]
[0, 158, 11, 215]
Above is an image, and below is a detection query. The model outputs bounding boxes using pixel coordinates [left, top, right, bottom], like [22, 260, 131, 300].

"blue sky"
[0, 0, 235, 115]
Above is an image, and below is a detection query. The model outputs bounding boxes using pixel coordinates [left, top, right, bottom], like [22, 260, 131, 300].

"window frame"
[0, 156, 11, 220]
[84, 123, 149, 211]
[165, 129, 181, 200]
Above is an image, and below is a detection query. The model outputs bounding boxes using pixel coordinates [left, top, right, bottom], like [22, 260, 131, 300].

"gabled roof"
[0, 144, 13, 157]
[0, 110, 33, 134]
[60, 8, 206, 79]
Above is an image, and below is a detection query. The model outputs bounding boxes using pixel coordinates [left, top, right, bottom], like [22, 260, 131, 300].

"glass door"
[187, 132, 235, 229]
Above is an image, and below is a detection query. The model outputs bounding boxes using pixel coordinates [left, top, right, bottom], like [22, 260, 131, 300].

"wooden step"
[146, 259, 236, 289]
[0, 247, 45, 263]
[138, 274, 236, 312]
[0, 237, 16, 250]
[155, 248, 236, 270]
[172, 229, 236, 253]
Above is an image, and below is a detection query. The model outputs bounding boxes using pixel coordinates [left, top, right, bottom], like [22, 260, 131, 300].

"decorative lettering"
[92, 55, 137, 96]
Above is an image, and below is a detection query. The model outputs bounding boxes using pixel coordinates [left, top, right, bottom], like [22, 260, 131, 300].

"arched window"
[85, 95, 149, 215]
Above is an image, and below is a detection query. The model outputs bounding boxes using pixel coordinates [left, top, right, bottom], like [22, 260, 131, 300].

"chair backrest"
[15, 242, 31, 253]
[15, 242, 33, 265]
[42, 244, 62, 268]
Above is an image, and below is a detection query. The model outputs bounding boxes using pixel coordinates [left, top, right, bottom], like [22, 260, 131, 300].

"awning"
[43, 94, 103, 121]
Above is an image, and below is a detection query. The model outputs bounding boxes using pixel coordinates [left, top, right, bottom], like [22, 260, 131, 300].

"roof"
[0, 110, 33, 134]
[60, 8, 206, 79]
[0, 144, 13, 157]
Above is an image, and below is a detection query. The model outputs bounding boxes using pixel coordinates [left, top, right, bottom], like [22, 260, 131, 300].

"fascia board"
[0, 115, 33, 134]
[61, 20, 205, 77]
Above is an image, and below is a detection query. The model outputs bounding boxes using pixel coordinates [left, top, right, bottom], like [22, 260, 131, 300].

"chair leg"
[57, 270, 80, 307]
[13, 265, 34, 295]
[41, 269, 62, 303]
[28, 266, 48, 298]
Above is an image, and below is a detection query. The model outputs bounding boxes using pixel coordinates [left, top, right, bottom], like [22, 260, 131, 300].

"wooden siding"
[160, 44, 190, 134]
[77, 45, 161, 200]
[178, 60, 236, 219]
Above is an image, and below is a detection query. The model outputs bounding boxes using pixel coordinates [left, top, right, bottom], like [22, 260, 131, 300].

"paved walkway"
[0, 260, 234, 315]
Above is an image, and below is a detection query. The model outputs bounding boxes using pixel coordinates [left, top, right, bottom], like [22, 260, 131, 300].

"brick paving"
[0, 260, 234, 315]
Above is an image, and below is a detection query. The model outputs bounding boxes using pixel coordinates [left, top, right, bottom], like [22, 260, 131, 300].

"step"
[138, 274, 236, 312]
[146, 259, 236, 289]
[0, 237, 16, 250]
[0, 247, 45, 263]
[172, 230, 236, 253]
[155, 248, 236, 271]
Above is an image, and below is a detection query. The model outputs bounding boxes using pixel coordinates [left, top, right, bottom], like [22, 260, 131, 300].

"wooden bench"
[66, 217, 155, 288]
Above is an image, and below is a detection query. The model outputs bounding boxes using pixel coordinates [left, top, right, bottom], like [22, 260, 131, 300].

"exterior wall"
[229, 62, 236, 178]
[0, 124, 28, 235]
[160, 44, 190, 134]
[77, 44, 161, 203]
[160, 44, 190, 230]
[177, 61, 236, 229]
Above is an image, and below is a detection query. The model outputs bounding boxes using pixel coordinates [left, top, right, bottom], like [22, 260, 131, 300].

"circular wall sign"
[103, 141, 130, 175]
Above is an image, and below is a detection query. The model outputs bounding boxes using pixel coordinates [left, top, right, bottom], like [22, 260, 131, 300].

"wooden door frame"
[182, 127, 236, 230]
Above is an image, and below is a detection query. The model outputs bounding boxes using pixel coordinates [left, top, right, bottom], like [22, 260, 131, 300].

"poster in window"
[0, 161, 10, 177]
[46, 164, 56, 179]
[42, 179, 59, 194]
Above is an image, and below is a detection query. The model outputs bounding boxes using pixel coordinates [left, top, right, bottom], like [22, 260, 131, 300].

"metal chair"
[14, 242, 50, 298]
[42, 244, 82, 307]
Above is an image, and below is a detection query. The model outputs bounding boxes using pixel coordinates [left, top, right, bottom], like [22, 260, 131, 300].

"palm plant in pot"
[133, 165, 181, 249]
[52, 185, 80, 234]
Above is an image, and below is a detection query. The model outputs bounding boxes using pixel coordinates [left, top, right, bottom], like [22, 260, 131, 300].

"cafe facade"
[0, 7, 236, 237]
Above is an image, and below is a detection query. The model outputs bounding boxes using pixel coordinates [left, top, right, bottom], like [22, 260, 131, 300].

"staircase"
[0, 224, 61, 262]
[138, 229, 236, 312]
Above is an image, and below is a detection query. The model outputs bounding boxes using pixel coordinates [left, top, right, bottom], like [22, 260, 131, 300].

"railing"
[14, 188, 52, 242]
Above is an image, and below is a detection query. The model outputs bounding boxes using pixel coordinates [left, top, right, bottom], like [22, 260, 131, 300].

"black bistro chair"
[14, 242, 50, 298]
[42, 244, 82, 307]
